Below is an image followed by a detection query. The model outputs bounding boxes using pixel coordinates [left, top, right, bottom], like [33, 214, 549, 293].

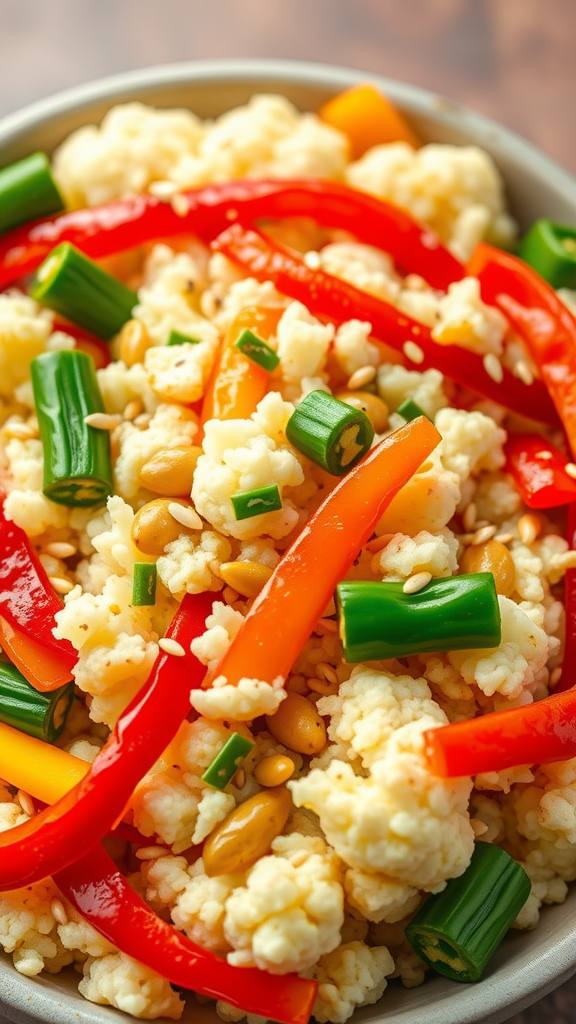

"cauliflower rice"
[0, 90, 573, 1022]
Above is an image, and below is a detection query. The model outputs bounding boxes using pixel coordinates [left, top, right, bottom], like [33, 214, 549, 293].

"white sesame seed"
[347, 365, 377, 391]
[470, 819, 489, 838]
[365, 533, 394, 553]
[403, 571, 433, 594]
[223, 585, 240, 605]
[308, 677, 339, 696]
[148, 180, 178, 198]
[134, 412, 152, 430]
[168, 502, 203, 530]
[49, 576, 75, 595]
[234, 767, 246, 789]
[566, 463, 576, 479]
[50, 898, 69, 926]
[5, 422, 38, 440]
[124, 398, 144, 421]
[534, 450, 554, 460]
[316, 662, 339, 685]
[135, 845, 171, 860]
[403, 340, 425, 364]
[483, 353, 504, 384]
[16, 790, 35, 817]
[170, 194, 189, 218]
[44, 542, 77, 559]
[158, 638, 186, 657]
[470, 524, 498, 546]
[494, 532, 515, 545]
[303, 251, 321, 270]
[404, 274, 428, 291]
[514, 359, 534, 386]
[84, 412, 122, 431]
[462, 502, 477, 533]
[517, 514, 541, 546]
[550, 666, 563, 688]
[558, 551, 576, 571]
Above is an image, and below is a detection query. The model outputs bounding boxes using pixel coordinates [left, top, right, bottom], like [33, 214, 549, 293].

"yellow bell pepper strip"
[55, 843, 317, 1024]
[319, 82, 420, 157]
[0, 592, 213, 891]
[0, 720, 88, 803]
[211, 223, 558, 426]
[213, 416, 441, 689]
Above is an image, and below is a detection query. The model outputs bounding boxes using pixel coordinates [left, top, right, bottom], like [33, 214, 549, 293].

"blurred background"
[0, 1, 575, 1022]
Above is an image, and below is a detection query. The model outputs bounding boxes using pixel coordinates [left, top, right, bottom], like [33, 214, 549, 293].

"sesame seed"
[316, 662, 338, 685]
[566, 463, 576, 479]
[158, 638, 186, 657]
[534, 450, 554, 460]
[483, 353, 504, 384]
[514, 359, 534, 386]
[470, 524, 498, 546]
[5, 422, 38, 440]
[517, 514, 541, 546]
[365, 533, 394, 554]
[16, 790, 35, 817]
[308, 677, 339, 696]
[168, 503, 203, 530]
[404, 274, 428, 291]
[124, 398, 144, 421]
[49, 576, 75, 595]
[148, 180, 178, 198]
[50, 898, 69, 926]
[170, 194, 189, 218]
[462, 502, 477, 533]
[304, 251, 321, 270]
[403, 571, 433, 594]
[494, 532, 515, 545]
[134, 412, 152, 430]
[550, 666, 563, 688]
[44, 542, 77, 559]
[347, 365, 377, 391]
[135, 845, 171, 860]
[223, 585, 240, 605]
[470, 819, 489, 837]
[403, 340, 425, 364]
[84, 412, 122, 431]
[234, 767, 246, 789]
[558, 551, 576, 570]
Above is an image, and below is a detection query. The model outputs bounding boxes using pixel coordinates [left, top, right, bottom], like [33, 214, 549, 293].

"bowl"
[1, 57, 576, 1024]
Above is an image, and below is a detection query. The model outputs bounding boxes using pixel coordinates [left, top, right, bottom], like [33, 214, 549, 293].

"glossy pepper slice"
[212, 223, 558, 426]
[0, 178, 464, 292]
[31, 350, 114, 507]
[555, 500, 576, 693]
[519, 219, 576, 290]
[406, 843, 531, 983]
[336, 574, 501, 663]
[213, 416, 441, 690]
[505, 434, 576, 509]
[319, 83, 420, 156]
[0, 591, 213, 891]
[55, 843, 316, 1024]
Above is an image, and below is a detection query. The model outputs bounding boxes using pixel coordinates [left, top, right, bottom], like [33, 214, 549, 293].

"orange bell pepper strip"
[200, 306, 283, 427]
[213, 416, 441, 688]
[0, 616, 74, 692]
[319, 82, 420, 157]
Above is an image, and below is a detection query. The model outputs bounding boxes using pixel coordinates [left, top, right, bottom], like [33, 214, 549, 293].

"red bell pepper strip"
[0, 591, 213, 891]
[505, 434, 576, 509]
[468, 241, 576, 451]
[555, 501, 576, 693]
[211, 223, 558, 426]
[55, 844, 316, 1024]
[214, 416, 441, 689]
[0, 178, 464, 292]
[0, 501, 76, 689]
[424, 687, 576, 777]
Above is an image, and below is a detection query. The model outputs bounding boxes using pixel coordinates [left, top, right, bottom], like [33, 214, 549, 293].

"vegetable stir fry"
[0, 81, 576, 1022]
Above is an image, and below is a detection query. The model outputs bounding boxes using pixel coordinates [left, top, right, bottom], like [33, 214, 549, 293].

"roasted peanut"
[139, 445, 201, 497]
[131, 498, 192, 556]
[254, 754, 295, 788]
[460, 539, 516, 597]
[218, 560, 273, 598]
[118, 319, 151, 367]
[335, 390, 389, 433]
[265, 691, 327, 755]
[202, 787, 292, 876]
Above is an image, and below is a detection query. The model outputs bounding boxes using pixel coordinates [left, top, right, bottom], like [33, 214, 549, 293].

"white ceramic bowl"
[1, 58, 576, 1024]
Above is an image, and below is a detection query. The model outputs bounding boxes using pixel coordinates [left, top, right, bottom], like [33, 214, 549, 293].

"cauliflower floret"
[375, 528, 458, 581]
[0, 291, 53, 396]
[190, 674, 286, 722]
[144, 340, 219, 404]
[157, 530, 231, 599]
[192, 392, 304, 540]
[172, 860, 241, 954]
[376, 448, 461, 536]
[473, 471, 522, 524]
[97, 360, 158, 415]
[190, 600, 245, 675]
[214, 277, 286, 334]
[276, 301, 334, 383]
[512, 854, 568, 930]
[318, 242, 401, 306]
[224, 836, 343, 973]
[312, 941, 395, 1024]
[511, 760, 576, 881]
[332, 319, 380, 378]
[134, 245, 219, 349]
[344, 871, 420, 925]
[114, 402, 198, 499]
[131, 773, 201, 853]
[142, 855, 190, 908]
[431, 277, 508, 355]
[78, 494, 139, 593]
[3, 435, 69, 535]
[0, 879, 74, 978]
[435, 407, 506, 483]
[448, 596, 549, 700]
[79, 952, 183, 1020]
[57, 908, 117, 958]
[377, 363, 447, 419]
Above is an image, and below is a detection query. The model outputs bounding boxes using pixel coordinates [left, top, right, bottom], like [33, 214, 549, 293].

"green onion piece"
[201, 732, 255, 790]
[406, 843, 531, 983]
[0, 659, 73, 743]
[286, 390, 374, 475]
[167, 329, 201, 346]
[234, 328, 280, 372]
[336, 573, 501, 663]
[519, 219, 576, 290]
[396, 398, 431, 422]
[132, 563, 157, 606]
[0, 152, 64, 235]
[30, 242, 137, 339]
[31, 350, 113, 507]
[231, 484, 283, 521]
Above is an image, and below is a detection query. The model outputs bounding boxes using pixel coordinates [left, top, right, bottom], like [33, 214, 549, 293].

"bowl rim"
[1, 55, 576, 1024]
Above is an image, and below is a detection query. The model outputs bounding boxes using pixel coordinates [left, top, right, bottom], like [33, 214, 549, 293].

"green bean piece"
[396, 398, 432, 422]
[201, 733, 255, 790]
[234, 328, 280, 372]
[31, 350, 114, 507]
[231, 484, 283, 521]
[30, 242, 137, 339]
[167, 329, 201, 346]
[0, 152, 64, 235]
[0, 659, 74, 743]
[406, 843, 531, 982]
[286, 390, 374, 475]
[336, 573, 501, 663]
[132, 563, 157, 606]
[519, 219, 576, 290]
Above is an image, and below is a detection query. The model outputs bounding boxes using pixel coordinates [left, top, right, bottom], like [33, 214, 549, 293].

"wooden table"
[0, 1, 575, 1022]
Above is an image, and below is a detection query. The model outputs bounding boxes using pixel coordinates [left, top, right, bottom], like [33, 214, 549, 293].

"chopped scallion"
[30, 242, 137, 340]
[406, 843, 531, 982]
[167, 329, 201, 346]
[336, 573, 501, 662]
[286, 390, 374, 476]
[231, 484, 282, 521]
[396, 398, 431, 422]
[132, 563, 157, 606]
[0, 152, 64, 235]
[0, 659, 74, 743]
[234, 328, 280, 372]
[201, 732, 255, 789]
